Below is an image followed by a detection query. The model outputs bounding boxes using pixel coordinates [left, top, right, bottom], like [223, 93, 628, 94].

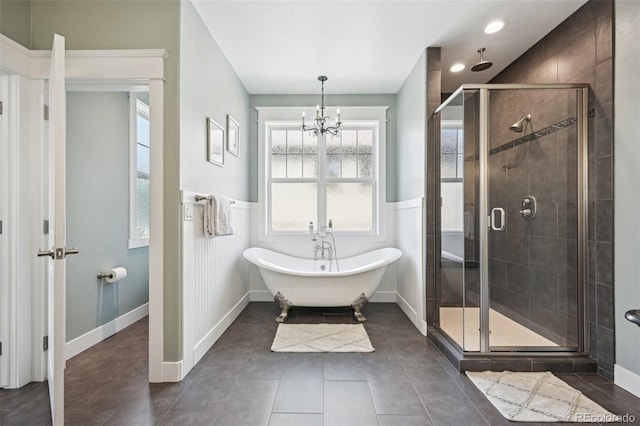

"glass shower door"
[485, 87, 584, 351]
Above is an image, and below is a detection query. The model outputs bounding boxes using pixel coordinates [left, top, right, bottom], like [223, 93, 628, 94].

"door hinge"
[43, 220, 49, 235]
[0, 342, 3, 356]
[44, 105, 49, 121]
[43, 336, 48, 351]
[0, 220, 3, 234]
[0, 101, 3, 115]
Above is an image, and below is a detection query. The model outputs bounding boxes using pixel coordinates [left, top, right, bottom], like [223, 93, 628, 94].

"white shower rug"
[271, 323, 374, 352]
[466, 371, 618, 422]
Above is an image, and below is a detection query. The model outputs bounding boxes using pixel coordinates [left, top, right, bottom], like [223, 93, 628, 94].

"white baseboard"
[396, 292, 419, 326]
[65, 303, 149, 360]
[162, 361, 183, 382]
[250, 290, 397, 304]
[614, 364, 640, 398]
[192, 292, 251, 365]
[369, 291, 397, 303]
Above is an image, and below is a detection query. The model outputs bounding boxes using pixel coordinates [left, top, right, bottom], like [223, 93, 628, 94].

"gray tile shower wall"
[426, 47, 441, 328]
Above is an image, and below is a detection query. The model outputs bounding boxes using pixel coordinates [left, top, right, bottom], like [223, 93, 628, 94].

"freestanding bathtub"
[243, 247, 402, 322]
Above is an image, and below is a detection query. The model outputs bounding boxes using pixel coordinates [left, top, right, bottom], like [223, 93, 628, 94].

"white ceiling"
[192, 0, 587, 95]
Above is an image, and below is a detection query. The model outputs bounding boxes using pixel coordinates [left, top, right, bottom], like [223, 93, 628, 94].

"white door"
[37, 33, 74, 426]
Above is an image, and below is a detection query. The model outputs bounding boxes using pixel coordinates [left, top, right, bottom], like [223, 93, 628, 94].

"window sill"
[128, 238, 149, 249]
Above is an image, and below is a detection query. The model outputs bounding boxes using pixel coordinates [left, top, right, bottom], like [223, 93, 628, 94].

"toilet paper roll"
[105, 267, 127, 283]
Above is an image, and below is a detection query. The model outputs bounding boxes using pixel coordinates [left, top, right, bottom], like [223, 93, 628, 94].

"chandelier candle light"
[301, 75, 342, 137]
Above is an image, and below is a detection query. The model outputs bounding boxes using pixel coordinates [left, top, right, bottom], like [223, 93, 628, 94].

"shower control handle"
[519, 196, 537, 219]
[490, 207, 506, 231]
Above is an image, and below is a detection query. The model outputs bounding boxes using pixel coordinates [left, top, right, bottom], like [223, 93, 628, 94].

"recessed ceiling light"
[450, 63, 465, 73]
[484, 20, 505, 34]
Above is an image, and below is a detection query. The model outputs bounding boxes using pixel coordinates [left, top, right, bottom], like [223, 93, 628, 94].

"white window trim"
[128, 95, 150, 249]
[257, 106, 388, 242]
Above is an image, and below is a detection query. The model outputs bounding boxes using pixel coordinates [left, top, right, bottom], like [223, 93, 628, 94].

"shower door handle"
[490, 207, 506, 231]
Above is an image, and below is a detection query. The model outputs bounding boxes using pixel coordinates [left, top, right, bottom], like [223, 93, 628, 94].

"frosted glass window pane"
[457, 154, 464, 178]
[342, 130, 357, 154]
[326, 183, 373, 231]
[287, 130, 302, 154]
[358, 154, 372, 178]
[457, 130, 464, 152]
[272, 130, 287, 154]
[272, 155, 286, 178]
[303, 155, 317, 178]
[342, 155, 357, 178]
[303, 133, 318, 154]
[441, 129, 458, 153]
[358, 130, 373, 154]
[327, 155, 341, 178]
[271, 183, 317, 231]
[326, 135, 341, 155]
[287, 155, 302, 178]
[441, 181, 463, 231]
[441, 153, 457, 178]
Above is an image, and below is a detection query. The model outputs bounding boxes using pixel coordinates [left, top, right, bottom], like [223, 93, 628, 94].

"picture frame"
[207, 118, 225, 166]
[227, 114, 240, 157]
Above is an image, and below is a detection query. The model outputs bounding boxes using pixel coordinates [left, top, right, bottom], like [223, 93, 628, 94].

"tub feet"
[351, 293, 368, 323]
[274, 292, 293, 323]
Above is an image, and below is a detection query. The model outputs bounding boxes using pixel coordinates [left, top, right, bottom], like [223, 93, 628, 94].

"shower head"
[509, 114, 532, 132]
[471, 48, 493, 72]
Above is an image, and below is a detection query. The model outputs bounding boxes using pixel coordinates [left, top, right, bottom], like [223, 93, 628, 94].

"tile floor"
[1, 302, 639, 425]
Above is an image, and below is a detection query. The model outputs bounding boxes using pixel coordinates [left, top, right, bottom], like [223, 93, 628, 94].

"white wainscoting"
[181, 191, 252, 378]
[394, 198, 426, 335]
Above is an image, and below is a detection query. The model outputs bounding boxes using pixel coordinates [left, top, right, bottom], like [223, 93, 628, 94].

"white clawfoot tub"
[242, 247, 402, 322]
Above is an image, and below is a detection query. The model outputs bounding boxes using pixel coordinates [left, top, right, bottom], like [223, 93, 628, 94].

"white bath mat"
[271, 323, 374, 353]
[466, 371, 618, 422]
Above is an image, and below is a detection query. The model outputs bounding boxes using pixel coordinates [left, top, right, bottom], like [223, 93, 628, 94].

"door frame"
[0, 34, 167, 383]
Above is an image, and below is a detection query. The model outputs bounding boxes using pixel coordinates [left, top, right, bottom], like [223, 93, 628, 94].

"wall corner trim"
[161, 361, 184, 382]
[65, 303, 149, 360]
[614, 364, 640, 399]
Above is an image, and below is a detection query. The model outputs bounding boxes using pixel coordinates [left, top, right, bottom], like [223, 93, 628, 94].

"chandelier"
[301, 75, 341, 137]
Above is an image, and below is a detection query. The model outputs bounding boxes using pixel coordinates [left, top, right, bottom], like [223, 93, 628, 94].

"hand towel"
[203, 197, 216, 238]
[213, 196, 234, 236]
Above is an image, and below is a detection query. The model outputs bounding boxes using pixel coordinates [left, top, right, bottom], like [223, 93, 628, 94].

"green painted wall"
[0, 0, 31, 48]
[30, 0, 183, 361]
[249, 94, 397, 202]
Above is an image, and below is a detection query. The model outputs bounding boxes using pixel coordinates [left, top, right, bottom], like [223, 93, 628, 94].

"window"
[258, 107, 387, 239]
[129, 95, 150, 249]
[440, 121, 464, 231]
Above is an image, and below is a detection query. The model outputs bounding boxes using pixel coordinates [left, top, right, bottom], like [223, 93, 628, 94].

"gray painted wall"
[614, 0, 640, 377]
[0, 0, 31, 48]
[66, 92, 149, 341]
[180, 0, 250, 200]
[396, 51, 426, 201]
[30, 0, 183, 361]
[249, 94, 397, 202]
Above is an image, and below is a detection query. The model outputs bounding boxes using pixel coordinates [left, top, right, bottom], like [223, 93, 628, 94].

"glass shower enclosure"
[434, 84, 589, 354]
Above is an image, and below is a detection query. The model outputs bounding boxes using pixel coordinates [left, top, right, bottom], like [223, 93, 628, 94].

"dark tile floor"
[1, 302, 639, 425]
